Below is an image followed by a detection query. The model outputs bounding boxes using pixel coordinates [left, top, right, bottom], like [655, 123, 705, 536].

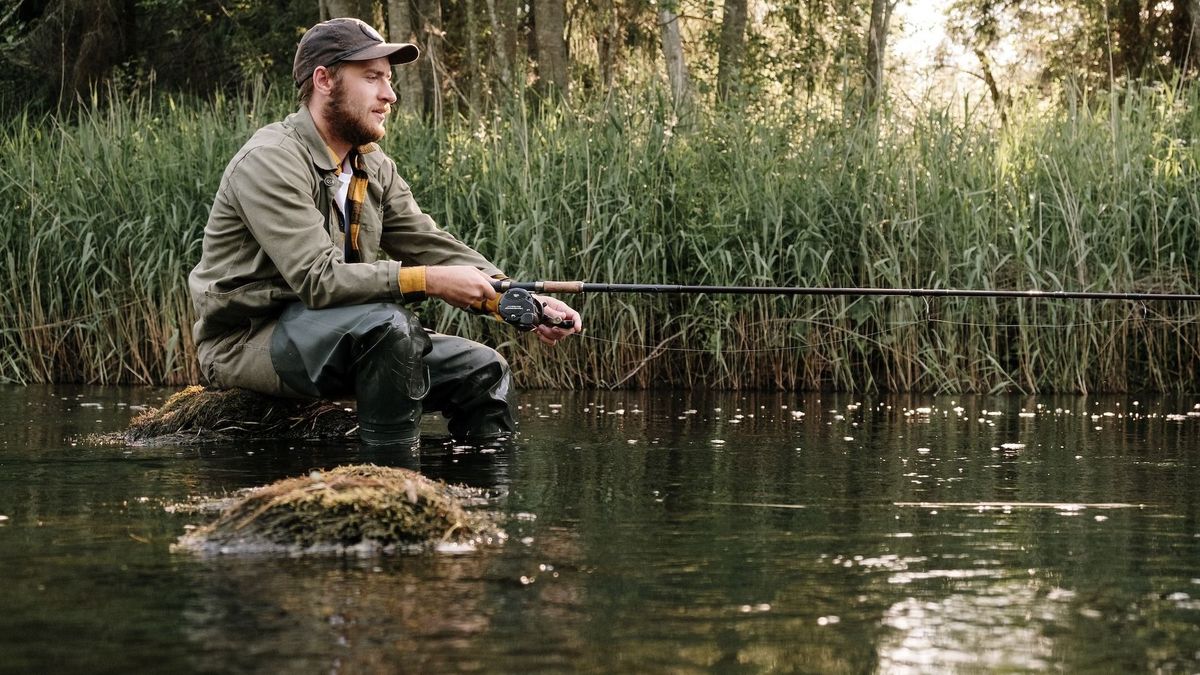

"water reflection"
[507, 390, 1200, 672]
[0, 386, 1198, 672]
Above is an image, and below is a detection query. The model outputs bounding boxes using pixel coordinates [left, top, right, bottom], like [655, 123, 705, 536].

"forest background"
[3, 0, 1200, 393]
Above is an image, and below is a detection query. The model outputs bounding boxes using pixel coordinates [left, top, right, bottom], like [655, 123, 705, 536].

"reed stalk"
[2, 83, 1199, 392]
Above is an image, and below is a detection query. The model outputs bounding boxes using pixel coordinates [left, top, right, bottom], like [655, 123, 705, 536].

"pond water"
[0, 384, 1198, 673]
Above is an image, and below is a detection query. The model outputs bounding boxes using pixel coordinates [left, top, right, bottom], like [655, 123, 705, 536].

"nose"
[381, 80, 397, 103]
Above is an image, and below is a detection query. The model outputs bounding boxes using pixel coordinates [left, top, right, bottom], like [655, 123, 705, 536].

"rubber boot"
[354, 319, 433, 447]
[424, 335, 517, 442]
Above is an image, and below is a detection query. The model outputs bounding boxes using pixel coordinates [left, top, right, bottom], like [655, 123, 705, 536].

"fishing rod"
[495, 280, 1200, 301]
[488, 279, 1200, 331]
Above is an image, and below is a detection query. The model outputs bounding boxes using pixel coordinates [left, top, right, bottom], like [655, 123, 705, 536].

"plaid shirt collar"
[293, 106, 373, 263]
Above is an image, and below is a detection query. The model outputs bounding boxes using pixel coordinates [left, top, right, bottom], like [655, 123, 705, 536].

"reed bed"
[3, 84, 1200, 392]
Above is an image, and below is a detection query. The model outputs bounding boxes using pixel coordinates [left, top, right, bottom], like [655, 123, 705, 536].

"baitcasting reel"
[497, 288, 575, 332]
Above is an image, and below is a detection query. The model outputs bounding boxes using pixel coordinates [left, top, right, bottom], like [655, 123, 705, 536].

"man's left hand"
[534, 295, 582, 346]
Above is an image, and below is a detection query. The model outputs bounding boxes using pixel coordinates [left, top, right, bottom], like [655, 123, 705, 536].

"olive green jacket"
[188, 106, 501, 345]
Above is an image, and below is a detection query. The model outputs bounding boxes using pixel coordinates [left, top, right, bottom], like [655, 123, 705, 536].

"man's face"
[322, 57, 397, 147]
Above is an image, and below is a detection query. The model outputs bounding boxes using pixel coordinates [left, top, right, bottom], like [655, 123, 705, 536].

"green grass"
[3, 83, 1200, 391]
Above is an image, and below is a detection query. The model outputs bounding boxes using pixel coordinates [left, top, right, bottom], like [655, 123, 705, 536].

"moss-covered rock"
[120, 385, 357, 445]
[174, 464, 503, 554]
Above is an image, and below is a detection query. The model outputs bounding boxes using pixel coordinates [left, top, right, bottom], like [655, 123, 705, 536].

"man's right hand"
[425, 265, 498, 309]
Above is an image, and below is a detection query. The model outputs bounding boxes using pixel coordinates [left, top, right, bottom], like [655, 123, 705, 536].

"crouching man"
[187, 18, 580, 447]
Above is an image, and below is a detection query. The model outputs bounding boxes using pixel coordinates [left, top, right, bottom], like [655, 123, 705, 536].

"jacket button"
[323, 175, 338, 188]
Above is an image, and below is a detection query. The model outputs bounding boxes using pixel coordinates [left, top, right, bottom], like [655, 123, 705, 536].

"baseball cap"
[293, 18, 419, 86]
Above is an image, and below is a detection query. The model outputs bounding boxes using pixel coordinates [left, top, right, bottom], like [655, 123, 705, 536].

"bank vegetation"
[3, 80, 1200, 392]
[4, 1, 1200, 391]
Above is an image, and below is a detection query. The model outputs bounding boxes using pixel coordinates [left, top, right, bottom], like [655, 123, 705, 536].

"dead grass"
[174, 464, 502, 554]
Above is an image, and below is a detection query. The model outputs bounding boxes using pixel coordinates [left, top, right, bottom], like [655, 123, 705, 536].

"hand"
[425, 266, 498, 309]
[533, 295, 582, 346]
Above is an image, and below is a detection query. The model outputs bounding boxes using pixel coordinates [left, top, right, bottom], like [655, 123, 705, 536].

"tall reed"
[2, 84, 1199, 391]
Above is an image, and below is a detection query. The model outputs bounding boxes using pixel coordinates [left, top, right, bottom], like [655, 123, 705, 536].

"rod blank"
[493, 280, 1200, 303]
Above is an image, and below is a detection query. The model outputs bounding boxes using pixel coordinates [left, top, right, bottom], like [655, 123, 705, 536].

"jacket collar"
[292, 105, 338, 173]
[291, 105, 380, 173]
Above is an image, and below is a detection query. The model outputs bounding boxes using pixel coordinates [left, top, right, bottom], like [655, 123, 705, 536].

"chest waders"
[262, 179, 515, 447]
[269, 302, 516, 446]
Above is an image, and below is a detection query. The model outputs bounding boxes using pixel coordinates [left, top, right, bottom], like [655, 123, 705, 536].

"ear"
[312, 66, 337, 97]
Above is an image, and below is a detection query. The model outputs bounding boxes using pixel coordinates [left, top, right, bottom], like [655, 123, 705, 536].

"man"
[187, 17, 580, 447]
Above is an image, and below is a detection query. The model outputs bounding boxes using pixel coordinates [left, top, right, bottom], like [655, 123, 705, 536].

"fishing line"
[571, 318, 929, 354]
[499, 278, 1200, 352]
[569, 310, 1197, 356]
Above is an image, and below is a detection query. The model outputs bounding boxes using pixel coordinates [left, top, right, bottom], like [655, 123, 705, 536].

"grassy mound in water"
[124, 385, 357, 444]
[174, 464, 502, 554]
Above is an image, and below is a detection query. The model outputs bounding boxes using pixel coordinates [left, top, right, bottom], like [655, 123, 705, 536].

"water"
[1, 385, 1198, 673]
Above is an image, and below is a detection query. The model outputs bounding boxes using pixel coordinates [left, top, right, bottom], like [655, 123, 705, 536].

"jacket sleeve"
[224, 143, 405, 308]
[376, 156, 504, 277]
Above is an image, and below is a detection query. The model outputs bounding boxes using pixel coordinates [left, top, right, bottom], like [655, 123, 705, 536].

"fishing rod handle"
[492, 280, 585, 294]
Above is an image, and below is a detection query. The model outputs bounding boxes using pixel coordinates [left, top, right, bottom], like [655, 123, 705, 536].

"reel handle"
[495, 288, 575, 332]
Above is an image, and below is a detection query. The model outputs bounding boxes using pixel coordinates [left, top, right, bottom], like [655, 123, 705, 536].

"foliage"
[7, 1, 1200, 121]
[3, 82, 1200, 392]
[948, 0, 1200, 103]
[0, 0, 316, 111]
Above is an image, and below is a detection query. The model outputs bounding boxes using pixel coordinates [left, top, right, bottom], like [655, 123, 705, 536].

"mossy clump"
[122, 385, 357, 445]
[174, 464, 502, 554]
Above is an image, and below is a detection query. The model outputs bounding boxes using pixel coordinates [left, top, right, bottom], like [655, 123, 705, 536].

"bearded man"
[188, 18, 580, 447]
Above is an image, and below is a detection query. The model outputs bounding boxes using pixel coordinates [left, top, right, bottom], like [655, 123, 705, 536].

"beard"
[323, 78, 386, 147]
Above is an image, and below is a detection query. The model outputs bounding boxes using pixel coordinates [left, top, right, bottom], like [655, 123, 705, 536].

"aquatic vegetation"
[122, 385, 356, 445]
[174, 464, 502, 554]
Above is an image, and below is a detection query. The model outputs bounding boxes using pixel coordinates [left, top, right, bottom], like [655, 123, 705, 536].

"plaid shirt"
[333, 149, 370, 265]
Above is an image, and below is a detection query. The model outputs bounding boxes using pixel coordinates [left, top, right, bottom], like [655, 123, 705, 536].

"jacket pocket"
[203, 279, 293, 324]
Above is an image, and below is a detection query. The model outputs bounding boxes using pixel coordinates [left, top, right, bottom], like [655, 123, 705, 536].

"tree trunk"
[386, 0, 424, 117]
[1191, 0, 1200, 73]
[596, 0, 620, 92]
[17, 0, 130, 108]
[466, 0, 481, 113]
[863, 0, 895, 112]
[1169, 0, 1198, 73]
[324, 0, 371, 19]
[716, 0, 747, 103]
[485, 0, 510, 90]
[416, 0, 444, 121]
[973, 47, 1008, 126]
[1115, 0, 1145, 78]
[485, 0, 519, 93]
[532, 0, 569, 98]
[659, 9, 692, 117]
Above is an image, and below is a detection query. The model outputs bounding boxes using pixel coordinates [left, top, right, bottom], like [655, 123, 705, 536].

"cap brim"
[345, 42, 419, 66]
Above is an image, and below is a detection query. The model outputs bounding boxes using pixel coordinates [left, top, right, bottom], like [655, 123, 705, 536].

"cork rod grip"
[539, 281, 585, 293]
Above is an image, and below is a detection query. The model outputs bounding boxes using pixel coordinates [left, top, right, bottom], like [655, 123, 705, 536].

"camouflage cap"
[293, 17, 418, 86]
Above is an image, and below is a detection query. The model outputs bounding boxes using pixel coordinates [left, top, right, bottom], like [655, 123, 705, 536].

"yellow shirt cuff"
[398, 266, 427, 301]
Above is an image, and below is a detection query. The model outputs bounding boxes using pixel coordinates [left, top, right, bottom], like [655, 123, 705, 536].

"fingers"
[534, 323, 572, 345]
[532, 295, 582, 346]
[426, 266, 498, 308]
[535, 325, 560, 346]
[535, 295, 583, 334]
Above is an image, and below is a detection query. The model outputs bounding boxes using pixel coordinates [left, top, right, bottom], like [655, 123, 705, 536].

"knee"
[473, 346, 510, 380]
[365, 307, 431, 360]
[476, 348, 513, 399]
[484, 347, 509, 372]
[453, 345, 511, 396]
